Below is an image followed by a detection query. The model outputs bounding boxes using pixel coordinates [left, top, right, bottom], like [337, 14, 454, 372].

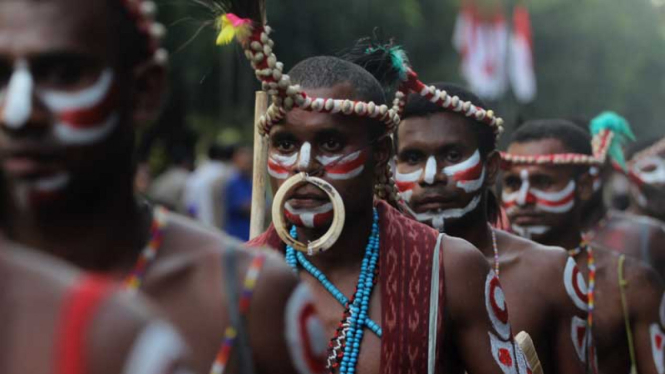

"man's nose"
[293, 142, 323, 177]
[420, 156, 448, 186]
[1, 60, 33, 129]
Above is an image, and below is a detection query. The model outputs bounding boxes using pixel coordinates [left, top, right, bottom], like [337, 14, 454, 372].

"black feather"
[341, 37, 411, 91]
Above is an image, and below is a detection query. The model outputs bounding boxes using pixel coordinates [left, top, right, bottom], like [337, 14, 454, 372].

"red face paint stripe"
[395, 181, 416, 192]
[325, 151, 368, 175]
[57, 83, 118, 129]
[534, 192, 575, 207]
[453, 159, 484, 181]
[268, 159, 290, 175]
[284, 209, 304, 226]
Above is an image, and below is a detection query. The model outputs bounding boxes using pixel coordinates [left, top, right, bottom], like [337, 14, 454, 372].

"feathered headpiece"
[344, 38, 505, 145]
[501, 111, 636, 169]
[202, 0, 400, 136]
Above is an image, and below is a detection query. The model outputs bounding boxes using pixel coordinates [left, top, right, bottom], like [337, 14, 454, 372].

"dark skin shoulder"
[141, 212, 312, 374]
[578, 247, 665, 374]
[441, 234, 528, 374]
[592, 210, 665, 279]
[493, 230, 587, 374]
[0, 242, 189, 374]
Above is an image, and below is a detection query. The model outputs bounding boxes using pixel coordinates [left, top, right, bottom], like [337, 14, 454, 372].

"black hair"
[401, 82, 495, 159]
[208, 144, 236, 161]
[288, 56, 387, 140]
[511, 119, 593, 156]
[626, 136, 664, 161]
[107, 0, 153, 69]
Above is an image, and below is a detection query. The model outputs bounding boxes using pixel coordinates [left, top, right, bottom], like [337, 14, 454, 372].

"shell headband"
[501, 112, 635, 168]
[210, 9, 400, 135]
[345, 41, 505, 145]
[118, 0, 168, 64]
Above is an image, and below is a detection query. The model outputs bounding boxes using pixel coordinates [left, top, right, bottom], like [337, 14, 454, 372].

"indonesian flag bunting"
[453, 1, 537, 103]
[509, 4, 537, 103]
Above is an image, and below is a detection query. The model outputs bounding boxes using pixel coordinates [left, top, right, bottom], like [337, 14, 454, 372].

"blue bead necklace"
[286, 208, 381, 374]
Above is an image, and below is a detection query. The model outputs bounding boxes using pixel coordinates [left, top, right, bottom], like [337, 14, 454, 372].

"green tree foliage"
[152, 0, 665, 156]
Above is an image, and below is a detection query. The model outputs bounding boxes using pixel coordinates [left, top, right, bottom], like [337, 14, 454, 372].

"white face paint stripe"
[517, 169, 530, 205]
[298, 142, 312, 170]
[315, 150, 361, 166]
[32, 173, 70, 192]
[54, 113, 119, 145]
[272, 153, 298, 166]
[404, 194, 481, 231]
[424, 156, 437, 185]
[395, 168, 423, 183]
[456, 167, 486, 193]
[326, 166, 364, 180]
[442, 149, 481, 176]
[40, 69, 114, 110]
[2, 60, 33, 129]
[634, 156, 665, 185]
[285, 202, 333, 228]
[511, 224, 550, 239]
[531, 180, 576, 201]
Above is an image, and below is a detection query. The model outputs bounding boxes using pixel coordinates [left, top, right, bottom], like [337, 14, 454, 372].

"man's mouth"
[287, 185, 329, 209]
[413, 194, 458, 213]
[509, 212, 544, 226]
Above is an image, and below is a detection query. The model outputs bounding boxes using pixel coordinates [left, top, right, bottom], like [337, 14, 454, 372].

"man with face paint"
[578, 114, 665, 281]
[502, 119, 665, 374]
[240, 29, 533, 370]
[396, 82, 588, 374]
[0, 1, 326, 374]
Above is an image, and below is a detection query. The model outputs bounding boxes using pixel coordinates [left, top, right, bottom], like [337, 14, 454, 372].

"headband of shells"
[392, 68, 505, 144]
[628, 136, 665, 167]
[119, 0, 168, 64]
[229, 20, 400, 136]
[500, 129, 615, 167]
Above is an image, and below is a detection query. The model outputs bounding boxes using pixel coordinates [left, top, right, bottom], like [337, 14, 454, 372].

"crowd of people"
[0, 0, 664, 373]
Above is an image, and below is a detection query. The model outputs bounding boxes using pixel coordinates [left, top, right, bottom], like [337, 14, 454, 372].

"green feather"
[589, 111, 636, 169]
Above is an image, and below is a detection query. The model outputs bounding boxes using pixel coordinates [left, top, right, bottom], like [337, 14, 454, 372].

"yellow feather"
[216, 15, 236, 46]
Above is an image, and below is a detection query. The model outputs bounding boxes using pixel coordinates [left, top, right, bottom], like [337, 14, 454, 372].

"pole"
[249, 92, 269, 239]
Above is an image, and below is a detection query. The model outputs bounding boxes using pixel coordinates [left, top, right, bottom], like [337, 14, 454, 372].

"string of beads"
[286, 209, 381, 374]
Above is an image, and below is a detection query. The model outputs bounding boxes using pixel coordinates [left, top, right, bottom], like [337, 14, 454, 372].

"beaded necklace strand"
[122, 206, 265, 374]
[489, 224, 500, 278]
[286, 208, 381, 374]
[124, 206, 167, 291]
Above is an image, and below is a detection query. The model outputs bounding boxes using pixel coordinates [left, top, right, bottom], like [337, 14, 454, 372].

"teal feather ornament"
[589, 111, 636, 170]
[342, 38, 411, 90]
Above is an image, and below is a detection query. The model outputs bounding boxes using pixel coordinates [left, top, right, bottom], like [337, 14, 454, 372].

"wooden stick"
[249, 91, 269, 239]
[516, 331, 544, 374]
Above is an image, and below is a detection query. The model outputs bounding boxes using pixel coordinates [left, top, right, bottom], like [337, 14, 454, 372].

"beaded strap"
[629, 136, 665, 166]
[124, 206, 168, 291]
[210, 254, 266, 374]
[118, 0, 168, 64]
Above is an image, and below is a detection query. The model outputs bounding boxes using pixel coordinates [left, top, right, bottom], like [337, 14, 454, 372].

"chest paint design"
[651, 324, 665, 374]
[0, 60, 119, 146]
[564, 257, 589, 311]
[285, 283, 328, 374]
[570, 316, 590, 364]
[485, 271, 511, 340]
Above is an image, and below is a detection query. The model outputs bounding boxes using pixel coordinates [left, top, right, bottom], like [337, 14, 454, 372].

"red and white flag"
[453, 1, 537, 103]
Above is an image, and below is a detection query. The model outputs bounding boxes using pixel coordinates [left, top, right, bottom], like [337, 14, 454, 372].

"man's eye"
[504, 177, 520, 190]
[401, 152, 422, 165]
[0, 62, 11, 87]
[446, 150, 463, 163]
[320, 139, 342, 152]
[275, 140, 296, 153]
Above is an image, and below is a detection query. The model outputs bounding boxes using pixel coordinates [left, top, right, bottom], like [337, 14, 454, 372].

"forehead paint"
[650, 324, 665, 374]
[297, 142, 312, 170]
[442, 150, 486, 193]
[404, 194, 481, 231]
[564, 257, 589, 311]
[285, 283, 328, 374]
[571, 316, 590, 364]
[268, 153, 298, 180]
[634, 156, 665, 185]
[424, 156, 437, 185]
[315, 150, 367, 180]
[1, 59, 34, 129]
[510, 224, 550, 240]
[41, 69, 118, 145]
[284, 202, 334, 229]
[502, 169, 576, 214]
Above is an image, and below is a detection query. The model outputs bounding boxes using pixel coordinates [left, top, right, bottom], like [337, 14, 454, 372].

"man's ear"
[131, 60, 167, 126]
[577, 168, 594, 202]
[485, 150, 501, 188]
[373, 134, 393, 169]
